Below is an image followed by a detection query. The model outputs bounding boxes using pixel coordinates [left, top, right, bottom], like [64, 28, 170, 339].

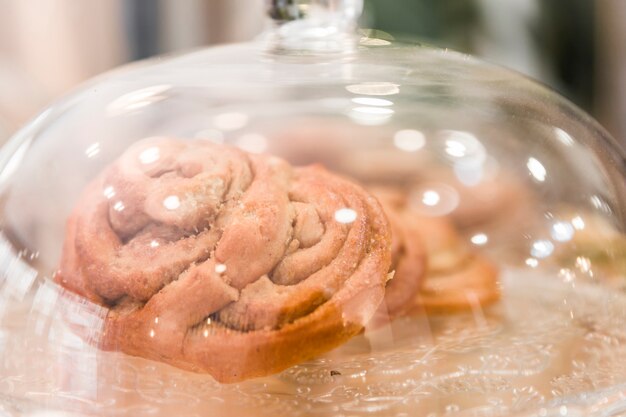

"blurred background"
[0, 0, 624, 145]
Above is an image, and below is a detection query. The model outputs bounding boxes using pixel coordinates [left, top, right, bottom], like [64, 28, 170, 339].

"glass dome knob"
[265, 0, 363, 54]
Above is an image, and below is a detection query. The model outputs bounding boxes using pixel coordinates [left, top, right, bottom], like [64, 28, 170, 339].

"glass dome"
[0, 2, 625, 416]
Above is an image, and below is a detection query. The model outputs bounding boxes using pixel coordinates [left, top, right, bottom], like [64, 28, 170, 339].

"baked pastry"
[372, 186, 499, 314]
[412, 213, 500, 313]
[368, 187, 427, 321]
[56, 137, 392, 383]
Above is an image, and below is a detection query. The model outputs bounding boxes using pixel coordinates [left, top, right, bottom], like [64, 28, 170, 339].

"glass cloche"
[1, 2, 625, 416]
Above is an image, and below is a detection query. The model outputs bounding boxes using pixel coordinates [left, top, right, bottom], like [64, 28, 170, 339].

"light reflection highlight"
[106, 84, 171, 115]
[163, 195, 181, 211]
[554, 128, 574, 146]
[334, 208, 357, 224]
[439, 131, 486, 163]
[453, 162, 484, 186]
[422, 190, 440, 207]
[575, 256, 592, 273]
[525, 258, 539, 268]
[103, 186, 115, 199]
[0, 253, 38, 302]
[360, 37, 392, 46]
[410, 184, 460, 216]
[571, 216, 585, 230]
[551, 221, 575, 242]
[590, 195, 611, 213]
[445, 139, 466, 157]
[559, 268, 575, 283]
[85, 143, 100, 159]
[590, 195, 603, 209]
[527, 157, 547, 182]
[113, 201, 125, 212]
[351, 97, 393, 106]
[345, 82, 400, 96]
[195, 128, 224, 143]
[236, 133, 268, 154]
[138, 146, 160, 164]
[351, 106, 394, 115]
[213, 112, 249, 131]
[531, 240, 554, 259]
[349, 110, 392, 125]
[470, 233, 488, 246]
[393, 129, 425, 152]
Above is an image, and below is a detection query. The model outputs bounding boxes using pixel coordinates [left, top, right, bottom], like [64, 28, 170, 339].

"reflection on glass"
[345, 82, 400, 96]
[351, 97, 393, 106]
[575, 256, 592, 273]
[0, 240, 38, 302]
[445, 139, 467, 157]
[527, 157, 547, 182]
[531, 239, 554, 259]
[470, 233, 488, 246]
[348, 107, 393, 125]
[163, 195, 181, 210]
[525, 257, 539, 268]
[558, 268, 576, 283]
[571, 216, 585, 230]
[106, 85, 171, 116]
[554, 128, 575, 146]
[453, 160, 485, 186]
[195, 128, 225, 143]
[440, 130, 486, 162]
[213, 112, 249, 131]
[236, 133, 268, 154]
[103, 185, 116, 199]
[393, 129, 425, 152]
[359, 37, 392, 46]
[215, 263, 227, 274]
[113, 201, 125, 212]
[139, 146, 161, 164]
[84, 142, 100, 159]
[351, 106, 394, 116]
[590, 195, 611, 214]
[334, 208, 357, 224]
[422, 190, 440, 206]
[551, 221, 575, 242]
[410, 183, 460, 216]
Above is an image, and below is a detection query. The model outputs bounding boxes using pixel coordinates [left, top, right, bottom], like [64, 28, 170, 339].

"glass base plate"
[1, 269, 626, 417]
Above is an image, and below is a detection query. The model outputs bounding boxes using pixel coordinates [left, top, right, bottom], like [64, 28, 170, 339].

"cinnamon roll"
[412, 214, 500, 313]
[371, 186, 499, 315]
[56, 137, 392, 383]
[369, 187, 427, 321]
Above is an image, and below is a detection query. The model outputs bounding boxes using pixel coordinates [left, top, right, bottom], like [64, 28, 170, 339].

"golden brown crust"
[412, 214, 500, 314]
[370, 186, 499, 316]
[415, 255, 500, 313]
[57, 137, 391, 383]
[368, 187, 427, 321]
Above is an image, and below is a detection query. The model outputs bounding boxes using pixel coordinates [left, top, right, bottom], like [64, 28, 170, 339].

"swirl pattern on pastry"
[56, 137, 391, 383]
